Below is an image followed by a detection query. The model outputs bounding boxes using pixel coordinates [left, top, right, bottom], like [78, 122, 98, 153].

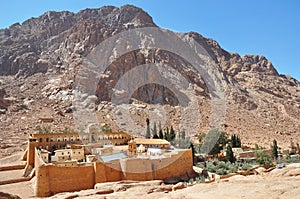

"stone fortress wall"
[34, 148, 194, 197]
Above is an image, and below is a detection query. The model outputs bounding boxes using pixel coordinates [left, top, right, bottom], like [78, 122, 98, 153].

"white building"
[147, 148, 162, 156]
[51, 149, 71, 162]
[40, 149, 50, 163]
[71, 147, 85, 162]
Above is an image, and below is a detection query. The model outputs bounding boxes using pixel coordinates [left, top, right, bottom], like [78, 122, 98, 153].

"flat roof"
[132, 138, 170, 145]
[100, 152, 128, 163]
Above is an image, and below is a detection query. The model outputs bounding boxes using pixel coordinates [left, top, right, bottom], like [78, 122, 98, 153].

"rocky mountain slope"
[0, 5, 299, 158]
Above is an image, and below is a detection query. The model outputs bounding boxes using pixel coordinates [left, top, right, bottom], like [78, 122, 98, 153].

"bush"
[216, 168, 227, 175]
[197, 160, 254, 176]
[200, 161, 239, 175]
[241, 163, 252, 171]
[255, 150, 273, 167]
[283, 155, 300, 163]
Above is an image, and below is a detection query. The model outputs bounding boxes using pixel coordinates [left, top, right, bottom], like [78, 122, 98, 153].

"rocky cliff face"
[0, 5, 299, 158]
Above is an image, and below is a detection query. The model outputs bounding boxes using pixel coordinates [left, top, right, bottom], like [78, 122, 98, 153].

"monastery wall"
[35, 164, 95, 197]
[120, 149, 194, 181]
[34, 148, 95, 197]
[34, 149, 194, 197]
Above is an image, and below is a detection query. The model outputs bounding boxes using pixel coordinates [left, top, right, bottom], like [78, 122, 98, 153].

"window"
[46, 138, 49, 142]
[39, 138, 43, 142]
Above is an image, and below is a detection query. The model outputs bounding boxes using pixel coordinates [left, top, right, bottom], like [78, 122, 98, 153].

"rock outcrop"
[0, 192, 21, 199]
[0, 4, 299, 158]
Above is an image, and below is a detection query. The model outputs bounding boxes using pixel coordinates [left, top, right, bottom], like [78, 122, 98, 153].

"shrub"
[241, 163, 252, 171]
[199, 160, 240, 175]
[216, 168, 227, 175]
[255, 150, 273, 167]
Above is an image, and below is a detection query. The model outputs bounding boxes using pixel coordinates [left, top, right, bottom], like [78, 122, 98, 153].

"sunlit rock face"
[0, 4, 299, 153]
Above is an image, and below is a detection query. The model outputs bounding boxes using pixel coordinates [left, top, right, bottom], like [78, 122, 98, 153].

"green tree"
[159, 129, 164, 139]
[164, 127, 170, 141]
[226, 145, 235, 163]
[152, 121, 158, 138]
[146, 118, 151, 139]
[290, 141, 296, 155]
[236, 136, 241, 147]
[231, 134, 237, 147]
[272, 139, 279, 159]
[101, 124, 112, 132]
[231, 134, 241, 148]
[200, 129, 228, 155]
[297, 143, 300, 155]
[36, 125, 51, 134]
[169, 126, 176, 141]
[180, 130, 186, 140]
[158, 121, 162, 131]
[63, 127, 73, 134]
[255, 150, 273, 167]
[198, 133, 206, 144]
[158, 121, 163, 139]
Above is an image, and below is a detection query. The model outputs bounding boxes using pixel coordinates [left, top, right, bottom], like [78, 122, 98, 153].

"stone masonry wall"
[34, 149, 194, 197]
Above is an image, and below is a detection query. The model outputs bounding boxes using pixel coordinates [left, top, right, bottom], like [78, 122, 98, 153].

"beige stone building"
[128, 138, 170, 154]
[39, 149, 50, 163]
[51, 149, 71, 162]
[24, 130, 195, 197]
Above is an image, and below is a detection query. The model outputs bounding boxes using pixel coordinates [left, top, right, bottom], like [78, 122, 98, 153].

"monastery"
[23, 126, 195, 197]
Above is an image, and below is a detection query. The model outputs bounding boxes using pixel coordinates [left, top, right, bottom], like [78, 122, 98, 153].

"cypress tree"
[272, 139, 278, 159]
[236, 136, 241, 147]
[226, 145, 235, 163]
[181, 130, 186, 140]
[297, 143, 300, 155]
[170, 126, 175, 141]
[152, 121, 158, 138]
[231, 134, 237, 147]
[159, 129, 164, 139]
[146, 118, 151, 139]
[165, 127, 170, 141]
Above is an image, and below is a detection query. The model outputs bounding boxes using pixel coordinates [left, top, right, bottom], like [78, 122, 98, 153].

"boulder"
[172, 182, 186, 191]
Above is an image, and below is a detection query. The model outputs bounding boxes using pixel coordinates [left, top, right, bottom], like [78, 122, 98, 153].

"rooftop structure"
[25, 131, 131, 167]
[128, 138, 170, 154]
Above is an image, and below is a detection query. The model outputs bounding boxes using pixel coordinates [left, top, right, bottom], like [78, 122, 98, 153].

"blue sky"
[1, 0, 299, 80]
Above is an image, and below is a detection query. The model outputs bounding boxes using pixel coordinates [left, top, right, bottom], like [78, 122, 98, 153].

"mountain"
[0, 5, 299, 158]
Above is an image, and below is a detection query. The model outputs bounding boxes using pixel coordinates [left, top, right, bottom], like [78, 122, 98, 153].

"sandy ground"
[0, 181, 35, 198]
[0, 151, 25, 166]
[0, 169, 24, 181]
